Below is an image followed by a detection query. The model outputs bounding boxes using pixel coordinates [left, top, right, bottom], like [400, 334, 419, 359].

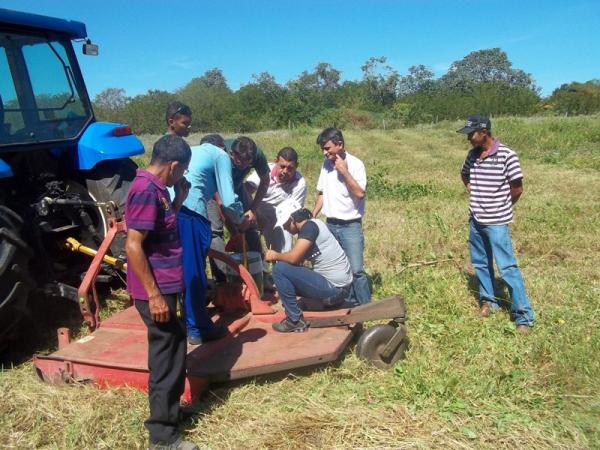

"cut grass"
[2, 116, 599, 449]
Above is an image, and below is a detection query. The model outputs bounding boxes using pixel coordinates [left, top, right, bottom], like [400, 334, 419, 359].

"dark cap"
[457, 114, 491, 134]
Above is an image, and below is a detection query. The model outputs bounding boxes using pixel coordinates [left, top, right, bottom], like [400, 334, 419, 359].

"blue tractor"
[0, 9, 144, 349]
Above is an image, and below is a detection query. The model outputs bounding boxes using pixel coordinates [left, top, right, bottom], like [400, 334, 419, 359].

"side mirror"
[82, 39, 99, 56]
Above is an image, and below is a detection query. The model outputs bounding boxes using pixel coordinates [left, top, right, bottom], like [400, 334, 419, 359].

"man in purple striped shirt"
[126, 135, 198, 450]
[458, 114, 534, 333]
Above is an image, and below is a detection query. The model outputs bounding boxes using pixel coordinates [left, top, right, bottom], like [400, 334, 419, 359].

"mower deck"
[33, 303, 355, 402]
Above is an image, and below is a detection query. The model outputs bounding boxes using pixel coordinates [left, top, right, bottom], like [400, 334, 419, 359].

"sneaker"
[272, 317, 309, 333]
[148, 437, 199, 450]
[479, 302, 491, 318]
[188, 324, 229, 346]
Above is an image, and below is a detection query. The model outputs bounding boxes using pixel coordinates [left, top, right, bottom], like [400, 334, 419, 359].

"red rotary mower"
[33, 214, 408, 403]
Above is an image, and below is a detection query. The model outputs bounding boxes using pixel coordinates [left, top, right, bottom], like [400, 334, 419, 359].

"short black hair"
[165, 101, 192, 124]
[200, 133, 226, 149]
[276, 147, 298, 164]
[230, 136, 257, 161]
[316, 127, 344, 146]
[150, 135, 191, 165]
[291, 208, 312, 223]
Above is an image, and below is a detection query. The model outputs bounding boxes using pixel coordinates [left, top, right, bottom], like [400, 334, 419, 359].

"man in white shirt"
[245, 147, 307, 253]
[312, 128, 370, 305]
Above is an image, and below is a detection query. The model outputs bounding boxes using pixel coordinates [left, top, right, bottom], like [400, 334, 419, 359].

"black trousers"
[135, 295, 186, 445]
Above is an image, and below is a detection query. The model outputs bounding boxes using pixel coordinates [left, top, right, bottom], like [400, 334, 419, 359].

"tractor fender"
[0, 158, 13, 179]
[77, 122, 144, 170]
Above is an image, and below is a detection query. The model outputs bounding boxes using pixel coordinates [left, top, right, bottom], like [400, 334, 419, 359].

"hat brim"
[275, 215, 291, 228]
[457, 126, 478, 134]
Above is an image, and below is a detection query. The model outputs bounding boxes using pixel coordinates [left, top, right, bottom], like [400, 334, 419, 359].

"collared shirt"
[125, 169, 184, 300]
[316, 151, 367, 220]
[181, 143, 244, 224]
[461, 139, 524, 225]
[245, 163, 307, 208]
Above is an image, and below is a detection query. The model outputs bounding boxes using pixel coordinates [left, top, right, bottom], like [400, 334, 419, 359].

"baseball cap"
[457, 114, 491, 134]
[275, 199, 302, 228]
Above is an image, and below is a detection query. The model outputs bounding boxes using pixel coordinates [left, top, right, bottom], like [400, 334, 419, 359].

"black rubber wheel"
[84, 158, 137, 257]
[0, 206, 35, 348]
[356, 323, 408, 369]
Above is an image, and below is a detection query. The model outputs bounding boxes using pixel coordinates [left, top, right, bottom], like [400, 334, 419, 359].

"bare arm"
[461, 174, 471, 192]
[335, 156, 365, 199]
[125, 229, 170, 322]
[312, 192, 324, 218]
[265, 238, 313, 265]
[510, 179, 523, 204]
[171, 177, 190, 213]
[248, 174, 270, 216]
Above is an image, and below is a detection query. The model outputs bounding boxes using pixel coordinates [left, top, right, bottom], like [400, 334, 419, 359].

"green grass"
[2, 116, 600, 449]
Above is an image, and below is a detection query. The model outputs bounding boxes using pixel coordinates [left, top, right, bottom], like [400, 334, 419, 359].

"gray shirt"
[298, 219, 353, 287]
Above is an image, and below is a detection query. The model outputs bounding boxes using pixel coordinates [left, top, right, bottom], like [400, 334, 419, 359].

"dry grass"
[2, 117, 600, 449]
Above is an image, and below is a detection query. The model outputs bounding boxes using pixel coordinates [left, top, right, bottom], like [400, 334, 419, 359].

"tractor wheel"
[356, 323, 408, 369]
[0, 206, 35, 349]
[84, 158, 137, 258]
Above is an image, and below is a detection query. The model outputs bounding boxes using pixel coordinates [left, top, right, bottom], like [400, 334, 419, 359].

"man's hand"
[236, 214, 252, 232]
[334, 154, 349, 175]
[174, 177, 191, 201]
[265, 249, 278, 262]
[148, 293, 170, 323]
[244, 209, 257, 224]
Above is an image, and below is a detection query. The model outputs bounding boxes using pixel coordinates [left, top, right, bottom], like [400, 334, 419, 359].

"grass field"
[2, 116, 600, 449]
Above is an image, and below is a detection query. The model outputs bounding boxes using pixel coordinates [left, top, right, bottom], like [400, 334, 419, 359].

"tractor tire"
[0, 206, 35, 348]
[356, 323, 408, 369]
[84, 158, 137, 258]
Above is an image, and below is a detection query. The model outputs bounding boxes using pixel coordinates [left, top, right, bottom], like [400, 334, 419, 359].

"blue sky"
[3, 0, 599, 98]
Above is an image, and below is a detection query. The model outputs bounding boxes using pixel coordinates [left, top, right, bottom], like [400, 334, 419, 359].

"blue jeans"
[272, 262, 349, 322]
[469, 219, 534, 326]
[178, 207, 216, 338]
[326, 221, 371, 304]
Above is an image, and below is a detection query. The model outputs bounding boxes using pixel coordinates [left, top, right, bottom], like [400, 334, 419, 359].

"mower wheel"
[356, 323, 408, 369]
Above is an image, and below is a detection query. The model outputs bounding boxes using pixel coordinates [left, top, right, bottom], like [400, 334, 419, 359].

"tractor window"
[0, 47, 24, 138]
[22, 42, 87, 121]
[0, 32, 92, 147]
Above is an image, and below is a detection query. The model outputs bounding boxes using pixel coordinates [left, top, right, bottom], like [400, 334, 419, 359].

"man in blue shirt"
[178, 134, 250, 345]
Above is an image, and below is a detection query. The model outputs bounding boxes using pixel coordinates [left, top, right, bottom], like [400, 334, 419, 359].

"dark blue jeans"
[469, 219, 534, 326]
[272, 262, 349, 322]
[326, 221, 371, 304]
[178, 207, 215, 338]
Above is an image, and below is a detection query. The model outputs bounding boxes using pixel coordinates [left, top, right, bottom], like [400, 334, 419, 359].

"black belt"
[326, 217, 362, 225]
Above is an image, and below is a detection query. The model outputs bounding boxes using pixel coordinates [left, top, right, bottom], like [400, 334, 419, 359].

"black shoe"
[272, 317, 309, 333]
[201, 324, 229, 342]
[148, 437, 199, 450]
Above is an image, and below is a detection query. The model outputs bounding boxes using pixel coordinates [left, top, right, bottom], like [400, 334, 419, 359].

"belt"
[326, 217, 362, 225]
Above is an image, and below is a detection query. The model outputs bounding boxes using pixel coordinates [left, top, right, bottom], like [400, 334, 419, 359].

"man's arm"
[265, 238, 312, 265]
[509, 179, 523, 204]
[171, 177, 190, 213]
[125, 229, 170, 322]
[248, 173, 270, 215]
[214, 154, 245, 225]
[312, 192, 324, 218]
[461, 174, 471, 192]
[334, 155, 365, 199]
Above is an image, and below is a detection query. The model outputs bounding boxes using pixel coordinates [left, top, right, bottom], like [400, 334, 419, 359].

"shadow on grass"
[462, 270, 511, 311]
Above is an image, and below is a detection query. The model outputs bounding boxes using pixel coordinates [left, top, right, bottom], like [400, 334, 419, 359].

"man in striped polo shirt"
[126, 135, 198, 450]
[458, 114, 534, 333]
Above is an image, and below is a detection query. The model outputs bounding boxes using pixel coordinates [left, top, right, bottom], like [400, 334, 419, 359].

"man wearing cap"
[265, 200, 353, 332]
[458, 113, 535, 333]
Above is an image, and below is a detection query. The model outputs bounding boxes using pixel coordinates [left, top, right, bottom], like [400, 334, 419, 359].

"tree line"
[92, 48, 600, 134]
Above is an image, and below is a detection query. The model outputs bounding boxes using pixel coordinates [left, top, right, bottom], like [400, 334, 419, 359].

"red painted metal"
[33, 215, 400, 403]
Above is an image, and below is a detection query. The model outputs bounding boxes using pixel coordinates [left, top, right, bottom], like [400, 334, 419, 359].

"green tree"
[549, 80, 600, 115]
